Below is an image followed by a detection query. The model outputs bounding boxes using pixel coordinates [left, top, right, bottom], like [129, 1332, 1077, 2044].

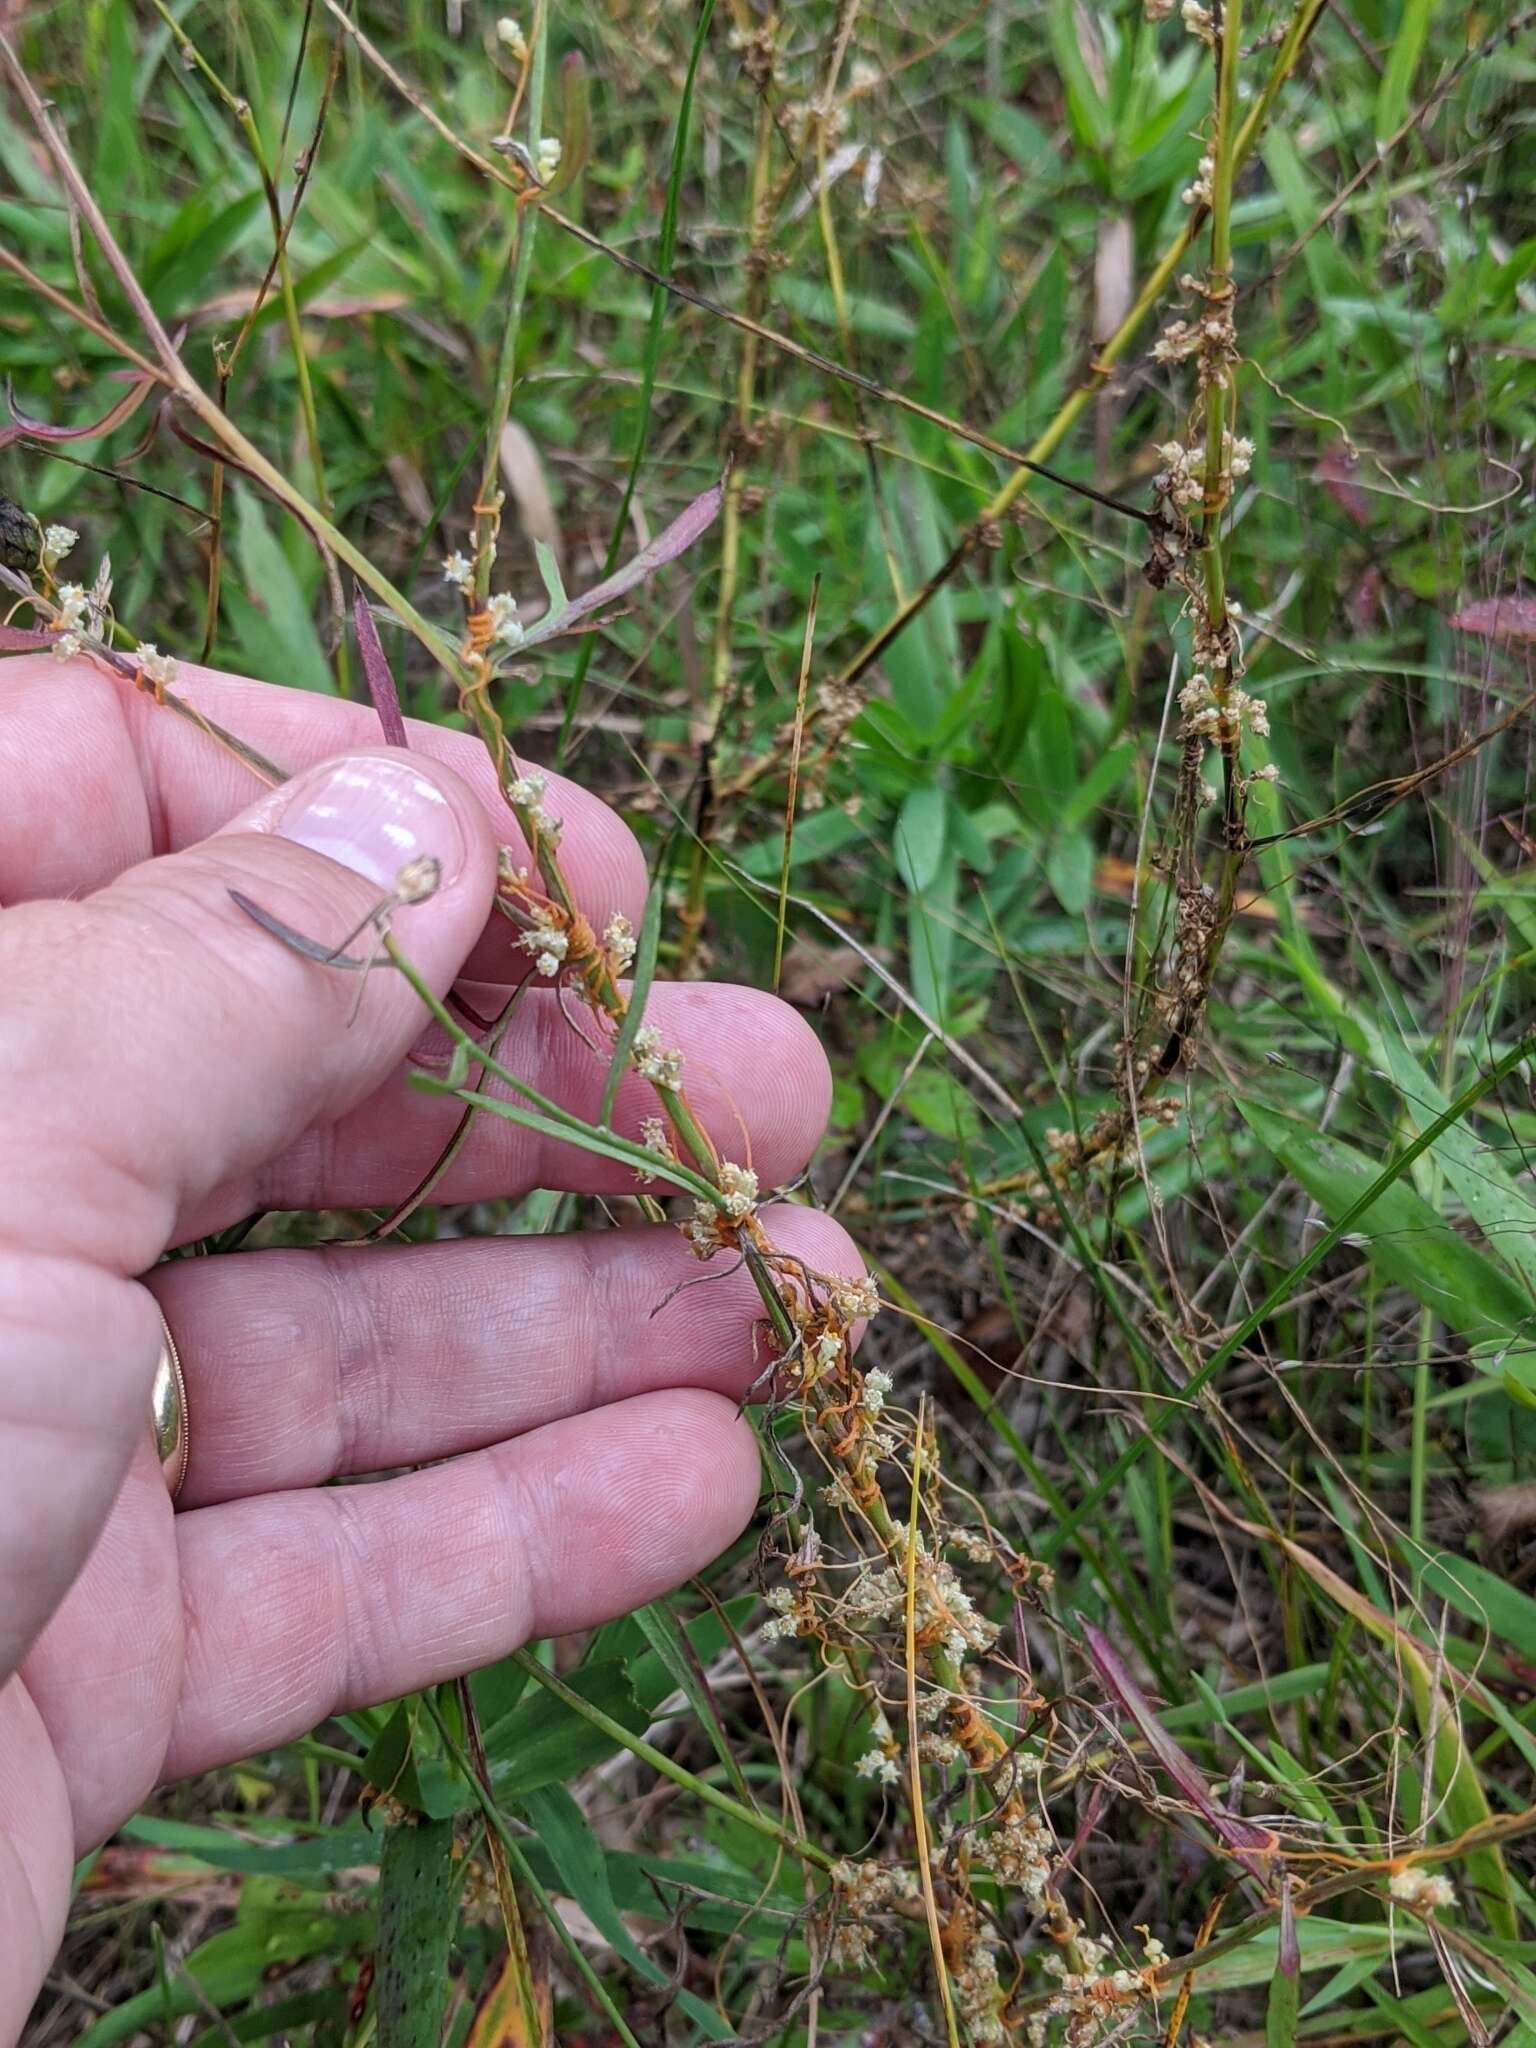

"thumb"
[0, 748, 496, 1675]
[2, 747, 498, 1272]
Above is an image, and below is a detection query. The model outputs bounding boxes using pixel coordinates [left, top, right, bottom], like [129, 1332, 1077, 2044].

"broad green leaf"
[1046, 828, 1095, 917]
[894, 783, 948, 893]
[1376, 0, 1433, 142]
[377, 1815, 459, 2048]
[485, 1658, 649, 1797]
[631, 1597, 752, 1806]
[76, 1901, 365, 2046]
[518, 1788, 736, 2041]
[1369, 1021, 1536, 1299]
[232, 489, 333, 694]
[1190, 1917, 1416, 1993]
[123, 1814, 376, 1880]
[534, 536, 569, 618]
[1418, 1550, 1536, 1662]
[1236, 1097, 1534, 1347]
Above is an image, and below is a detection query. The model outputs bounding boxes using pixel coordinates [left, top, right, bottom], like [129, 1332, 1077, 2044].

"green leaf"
[1046, 829, 1095, 917]
[484, 1658, 649, 1796]
[1369, 1021, 1536, 1300]
[1046, 0, 1114, 156]
[894, 783, 948, 893]
[1235, 1097, 1535, 1346]
[76, 1901, 365, 2046]
[631, 1597, 753, 1806]
[1417, 1550, 1536, 1662]
[232, 489, 333, 693]
[519, 1785, 733, 2038]
[1376, 0, 1433, 142]
[376, 1815, 460, 2048]
[360, 1700, 425, 1813]
[534, 535, 569, 618]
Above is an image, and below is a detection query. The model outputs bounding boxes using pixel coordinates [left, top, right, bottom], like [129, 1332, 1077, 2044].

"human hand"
[0, 650, 857, 2035]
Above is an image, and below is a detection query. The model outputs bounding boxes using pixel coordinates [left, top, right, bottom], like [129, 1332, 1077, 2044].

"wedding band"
[151, 1311, 189, 1499]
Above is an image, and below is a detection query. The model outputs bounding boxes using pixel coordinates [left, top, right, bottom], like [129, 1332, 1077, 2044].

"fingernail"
[264, 754, 467, 891]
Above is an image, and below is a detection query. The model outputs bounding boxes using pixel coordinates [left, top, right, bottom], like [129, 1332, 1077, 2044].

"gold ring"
[151, 1310, 189, 1499]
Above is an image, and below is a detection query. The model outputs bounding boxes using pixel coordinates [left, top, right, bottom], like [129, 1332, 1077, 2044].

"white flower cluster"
[860, 1367, 893, 1416]
[809, 1330, 844, 1379]
[1182, 0, 1214, 41]
[682, 1160, 757, 1245]
[603, 911, 636, 974]
[973, 1809, 1053, 1907]
[41, 524, 77, 572]
[50, 581, 90, 660]
[639, 1116, 673, 1161]
[1182, 151, 1215, 207]
[718, 1160, 759, 1217]
[506, 770, 562, 844]
[953, 1934, 1005, 2044]
[855, 1745, 900, 1787]
[135, 642, 179, 692]
[1389, 1867, 1455, 1911]
[518, 903, 569, 977]
[1151, 317, 1199, 365]
[1179, 672, 1270, 739]
[487, 592, 524, 647]
[1156, 439, 1205, 509]
[830, 1274, 880, 1323]
[761, 1584, 805, 1642]
[632, 1023, 684, 1090]
[496, 15, 528, 61]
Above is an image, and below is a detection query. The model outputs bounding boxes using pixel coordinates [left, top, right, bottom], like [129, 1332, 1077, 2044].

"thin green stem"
[506, 1649, 839, 1873]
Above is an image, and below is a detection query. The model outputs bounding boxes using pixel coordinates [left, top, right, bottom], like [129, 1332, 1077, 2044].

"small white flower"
[508, 771, 548, 809]
[633, 1024, 684, 1090]
[811, 1331, 843, 1376]
[487, 591, 524, 646]
[55, 582, 88, 631]
[41, 524, 77, 571]
[1229, 435, 1255, 477]
[52, 631, 82, 662]
[861, 1367, 893, 1416]
[441, 551, 473, 589]
[1390, 1867, 1455, 1911]
[496, 15, 528, 61]
[519, 907, 569, 976]
[603, 911, 636, 974]
[639, 1116, 673, 1158]
[831, 1275, 880, 1323]
[535, 135, 562, 183]
[855, 1746, 901, 1786]
[135, 642, 179, 691]
[1251, 761, 1280, 784]
[1181, 0, 1214, 41]
[717, 1160, 759, 1219]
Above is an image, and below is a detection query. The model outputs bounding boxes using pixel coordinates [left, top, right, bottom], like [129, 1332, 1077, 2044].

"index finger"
[0, 651, 647, 951]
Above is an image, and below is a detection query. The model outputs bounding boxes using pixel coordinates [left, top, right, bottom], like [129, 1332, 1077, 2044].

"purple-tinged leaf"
[0, 372, 155, 452]
[1083, 1624, 1277, 1880]
[353, 581, 409, 748]
[519, 476, 725, 649]
[1450, 596, 1536, 642]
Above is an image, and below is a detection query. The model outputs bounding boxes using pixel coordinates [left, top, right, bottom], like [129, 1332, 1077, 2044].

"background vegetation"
[8, 0, 1536, 2040]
